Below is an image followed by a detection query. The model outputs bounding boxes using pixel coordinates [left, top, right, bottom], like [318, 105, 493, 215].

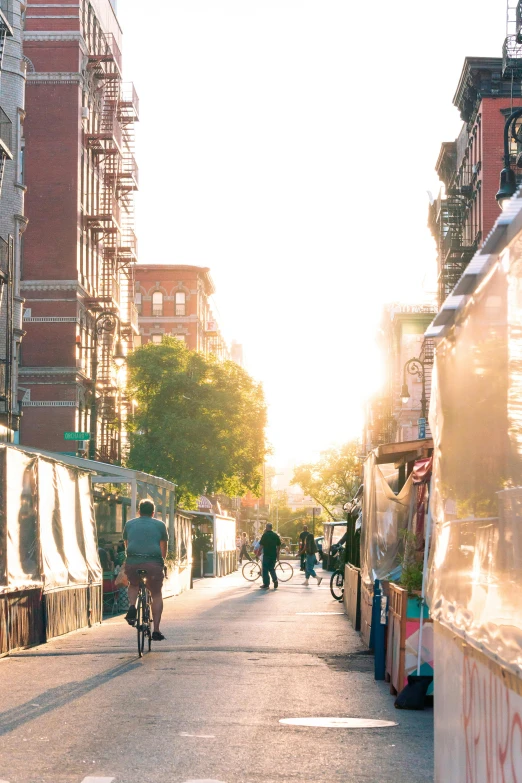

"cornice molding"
[21, 280, 83, 292]
[27, 71, 84, 85]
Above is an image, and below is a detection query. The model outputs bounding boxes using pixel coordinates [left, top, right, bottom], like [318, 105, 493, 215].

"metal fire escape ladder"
[84, 30, 124, 463]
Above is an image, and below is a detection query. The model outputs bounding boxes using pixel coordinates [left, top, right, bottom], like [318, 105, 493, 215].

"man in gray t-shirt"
[122, 499, 168, 640]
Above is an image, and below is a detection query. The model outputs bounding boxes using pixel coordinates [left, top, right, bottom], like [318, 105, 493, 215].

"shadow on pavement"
[0, 657, 140, 736]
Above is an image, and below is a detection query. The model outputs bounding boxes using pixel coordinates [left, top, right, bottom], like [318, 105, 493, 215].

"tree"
[126, 338, 268, 507]
[291, 441, 361, 519]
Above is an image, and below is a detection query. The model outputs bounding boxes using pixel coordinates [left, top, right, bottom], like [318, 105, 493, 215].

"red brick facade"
[430, 57, 522, 306]
[20, 0, 139, 460]
[135, 265, 230, 361]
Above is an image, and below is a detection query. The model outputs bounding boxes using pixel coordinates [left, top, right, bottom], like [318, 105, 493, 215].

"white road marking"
[295, 612, 344, 615]
[179, 732, 216, 738]
[81, 777, 115, 783]
[280, 717, 398, 728]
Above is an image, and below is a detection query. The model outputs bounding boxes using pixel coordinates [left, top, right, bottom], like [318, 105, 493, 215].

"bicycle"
[330, 567, 344, 601]
[242, 558, 294, 583]
[329, 545, 345, 601]
[136, 568, 153, 657]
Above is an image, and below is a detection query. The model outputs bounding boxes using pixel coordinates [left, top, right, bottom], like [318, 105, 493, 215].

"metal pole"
[420, 365, 427, 422]
[89, 326, 98, 460]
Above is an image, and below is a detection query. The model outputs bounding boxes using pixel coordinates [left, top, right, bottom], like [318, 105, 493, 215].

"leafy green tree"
[291, 441, 361, 519]
[126, 338, 268, 507]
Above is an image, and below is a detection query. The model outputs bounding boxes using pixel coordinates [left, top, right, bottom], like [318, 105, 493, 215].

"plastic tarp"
[4, 448, 39, 588]
[360, 451, 413, 585]
[427, 251, 522, 667]
[0, 446, 102, 591]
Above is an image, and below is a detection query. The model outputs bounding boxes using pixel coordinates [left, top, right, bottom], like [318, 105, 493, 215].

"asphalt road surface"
[0, 566, 434, 783]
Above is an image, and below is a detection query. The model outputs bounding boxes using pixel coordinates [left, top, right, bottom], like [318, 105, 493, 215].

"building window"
[135, 292, 142, 314]
[152, 291, 163, 317]
[151, 334, 162, 344]
[174, 334, 185, 343]
[176, 291, 186, 316]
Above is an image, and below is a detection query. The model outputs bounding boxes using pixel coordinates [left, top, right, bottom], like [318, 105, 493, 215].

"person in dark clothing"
[303, 532, 322, 586]
[238, 532, 252, 564]
[98, 545, 113, 572]
[259, 523, 281, 589]
[298, 525, 309, 571]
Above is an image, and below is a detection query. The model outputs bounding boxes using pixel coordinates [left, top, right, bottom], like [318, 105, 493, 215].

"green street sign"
[64, 432, 90, 441]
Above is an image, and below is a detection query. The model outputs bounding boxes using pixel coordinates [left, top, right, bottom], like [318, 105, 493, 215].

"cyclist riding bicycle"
[123, 499, 168, 641]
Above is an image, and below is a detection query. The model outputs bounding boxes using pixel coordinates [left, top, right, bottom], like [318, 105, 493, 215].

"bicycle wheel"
[330, 569, 344, 601]
[242, 561, 261, 582]
[275, 561, 293, 582]
[136, 594, 145, 657]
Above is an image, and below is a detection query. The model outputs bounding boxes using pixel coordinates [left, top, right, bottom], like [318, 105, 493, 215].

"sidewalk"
[0, 568, 434, 783]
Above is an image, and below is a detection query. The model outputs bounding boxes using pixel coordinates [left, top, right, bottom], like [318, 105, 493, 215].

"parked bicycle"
[329, 545, 345, 601]
[242, 559, 294, 583]
[136, 568, 153, 657]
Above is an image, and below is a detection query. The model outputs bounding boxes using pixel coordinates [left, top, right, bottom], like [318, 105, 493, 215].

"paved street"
[0, 568, 433, 783]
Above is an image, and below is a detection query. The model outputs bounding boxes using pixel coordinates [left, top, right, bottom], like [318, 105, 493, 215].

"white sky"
[118, 0, 506, 470]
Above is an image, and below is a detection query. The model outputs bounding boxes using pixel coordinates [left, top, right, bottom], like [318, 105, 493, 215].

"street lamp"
[401, 357, 427, 434]
[496, 107, 522, 211]
[89, 311, 126, 461]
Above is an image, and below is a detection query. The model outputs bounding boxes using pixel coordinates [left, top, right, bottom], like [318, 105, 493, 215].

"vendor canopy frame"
[11, 448, 177, 552]
[187, 510, 236, 577]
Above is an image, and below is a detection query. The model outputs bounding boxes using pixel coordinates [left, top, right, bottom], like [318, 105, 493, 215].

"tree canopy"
[126, 338, 268, 507]
[291, 441, 361, 519]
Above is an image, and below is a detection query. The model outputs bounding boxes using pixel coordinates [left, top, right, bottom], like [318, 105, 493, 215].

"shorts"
[125, 561, 164, 593]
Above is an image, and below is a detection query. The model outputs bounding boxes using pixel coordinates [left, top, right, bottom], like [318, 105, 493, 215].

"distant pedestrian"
[259, 523, 281, 589]
[238, 532, 252, 565]
[303, 532, 322, 587]
[298, 525, 309, 571]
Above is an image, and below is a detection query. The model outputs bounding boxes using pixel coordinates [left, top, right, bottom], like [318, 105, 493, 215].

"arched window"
[152, 291, 163, 317]
[134, 292, 142, 314]
[175, 291, 186, 316]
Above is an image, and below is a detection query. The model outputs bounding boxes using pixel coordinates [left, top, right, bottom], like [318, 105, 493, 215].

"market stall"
[425, 194, 522, 781]
[0, 445, 102, 654]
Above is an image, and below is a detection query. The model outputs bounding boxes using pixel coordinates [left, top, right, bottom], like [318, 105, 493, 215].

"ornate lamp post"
[89, 311, 126, 461]
[496, 107, 522, 210]
[401, 357, 427, 436]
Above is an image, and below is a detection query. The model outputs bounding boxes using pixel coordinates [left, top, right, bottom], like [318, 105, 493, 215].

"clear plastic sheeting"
[428, 250, 522, 667]
[4, 448, 39, 587]
[214, 516, 236, 554]
[361, 451, 413, 585]
[0, 445, 102, 591]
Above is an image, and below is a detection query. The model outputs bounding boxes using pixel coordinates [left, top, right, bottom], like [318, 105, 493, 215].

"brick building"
[429, 14, 522, 306]
[135, 264, 230, 361]
[0, 1, 26, 444]
[19, 0, 139, 462]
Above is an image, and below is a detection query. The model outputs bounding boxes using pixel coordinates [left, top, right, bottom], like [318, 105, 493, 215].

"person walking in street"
[259, 522, 281, 589]
[238, 532, 252, 565]
[303, 532, 322, 586]
[123, 499, 168, 641]
[298, 524, 309, 571]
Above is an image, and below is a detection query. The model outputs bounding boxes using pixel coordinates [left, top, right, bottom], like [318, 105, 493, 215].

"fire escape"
[0, 9, 14, 433]
[503, 0, 522, 78]
[429, 154, 481, 308]
[84, 31, 139, 463]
